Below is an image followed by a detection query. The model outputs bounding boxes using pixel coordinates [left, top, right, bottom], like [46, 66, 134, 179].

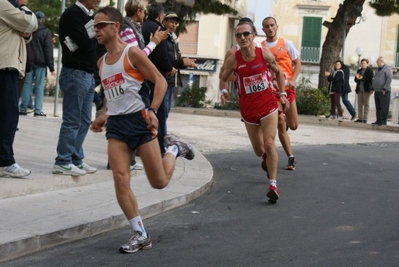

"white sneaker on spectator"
[52, 164, 86, 176]
[76, 163, 97, 174]
[0, 163, 31, 178]
[130, 162, 143, 171]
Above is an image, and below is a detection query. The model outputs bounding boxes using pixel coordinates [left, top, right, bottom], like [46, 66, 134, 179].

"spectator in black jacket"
[162, 12, 196, 115]
[354, 58, 374, 123]
[142, 3, 175, 154]
[325, 60, 344, 121]
[19, 11, 55, 117]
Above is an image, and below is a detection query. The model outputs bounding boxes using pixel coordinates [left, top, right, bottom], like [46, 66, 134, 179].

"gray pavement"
[1, 99, 399, 263]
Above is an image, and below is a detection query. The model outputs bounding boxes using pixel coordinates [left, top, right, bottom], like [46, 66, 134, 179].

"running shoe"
[285, 156, 296, 171]
[326, 115, 335, 120]
[267, 184, 279, 203]
[164, 134, 195, 160]
[119, 231, 152, 253]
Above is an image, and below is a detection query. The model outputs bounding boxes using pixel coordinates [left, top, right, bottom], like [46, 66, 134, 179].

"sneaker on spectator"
[119, 231, 152, 253]
[130, 162, 143, 171]
[0, 163, 31, 178]
[337, 116, 343, 121]
[350, 112, 357, 121]
[34, 112, 47, 117]
[76, 163, 97, 174]
[52, 164, 86, 176]
[164, 134, 195, 160]
[326, 115, 335, 120]
[267, 184, 279, 203]
[285, 156, 296, 171]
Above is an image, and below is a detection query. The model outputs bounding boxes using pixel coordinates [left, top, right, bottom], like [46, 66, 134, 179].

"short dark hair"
[361, 58, 369, 63]
[147, 3, 164, 19]
[262, 16, 277, 26]
[236, 21, 257, 35]
[239, 17, 253, 24]
[96, 6, 124, 33]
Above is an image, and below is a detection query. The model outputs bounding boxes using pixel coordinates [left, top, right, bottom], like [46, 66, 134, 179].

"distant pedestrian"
[325, 60, 344, 121]
[371, 56, 392, 125]
[341, 62, 356, 120]
[354, 58, 374, 123]
[19, 11, 56, 117]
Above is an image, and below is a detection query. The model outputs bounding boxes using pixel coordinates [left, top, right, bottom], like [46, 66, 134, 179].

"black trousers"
[0, 69, 19, 166]
[374, 91, 391, 124]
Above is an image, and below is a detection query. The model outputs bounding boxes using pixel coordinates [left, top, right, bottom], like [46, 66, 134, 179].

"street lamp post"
[356, 46, 364, 69]
[341, 11, 348, 59]
[354, 46, 364, 116]
[341, 4, 363, 61]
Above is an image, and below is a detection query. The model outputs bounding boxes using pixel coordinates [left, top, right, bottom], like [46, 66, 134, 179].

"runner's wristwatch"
[148, 107, 157, 115]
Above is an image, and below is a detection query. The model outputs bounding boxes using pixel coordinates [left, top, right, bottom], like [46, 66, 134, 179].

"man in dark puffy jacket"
[162, 12, 196, 112]
[19, 11, 55, 117]
[142, 4, 175, 154]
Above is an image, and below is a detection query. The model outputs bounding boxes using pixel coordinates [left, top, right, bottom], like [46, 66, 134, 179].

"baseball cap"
[35, 11, 45, 20]
[164, 12, 180, 22]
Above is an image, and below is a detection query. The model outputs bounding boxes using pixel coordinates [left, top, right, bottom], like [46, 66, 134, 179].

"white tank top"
[100, 44, 146, 116]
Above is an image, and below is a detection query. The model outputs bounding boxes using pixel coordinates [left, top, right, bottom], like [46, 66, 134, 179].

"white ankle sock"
[165, 145, 178, 158]
[270, 180, 277, 187]
[129, 216, 147, 238]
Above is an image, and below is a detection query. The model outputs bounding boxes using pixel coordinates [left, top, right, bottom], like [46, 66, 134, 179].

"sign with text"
[186, 58, 217, 72]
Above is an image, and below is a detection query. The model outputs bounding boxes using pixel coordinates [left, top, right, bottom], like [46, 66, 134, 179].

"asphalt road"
[3, 142, 399, 267]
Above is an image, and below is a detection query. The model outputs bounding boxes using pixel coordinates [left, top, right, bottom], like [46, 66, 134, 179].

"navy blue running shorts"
[106, 109, 157, 150]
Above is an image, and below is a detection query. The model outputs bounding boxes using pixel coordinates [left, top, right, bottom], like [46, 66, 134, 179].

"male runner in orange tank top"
[261, 17, 301, 171]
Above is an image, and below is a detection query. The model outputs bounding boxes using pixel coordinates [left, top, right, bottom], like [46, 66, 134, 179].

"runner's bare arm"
[128, 46, 167, 129]
[290, 57, 301, 88]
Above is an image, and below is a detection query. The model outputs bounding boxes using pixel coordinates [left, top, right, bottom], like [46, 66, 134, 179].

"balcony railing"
[301, 47, 320, 63]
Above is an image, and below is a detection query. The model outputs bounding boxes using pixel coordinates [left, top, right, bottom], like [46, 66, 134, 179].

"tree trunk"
[318, 0, 365, 89]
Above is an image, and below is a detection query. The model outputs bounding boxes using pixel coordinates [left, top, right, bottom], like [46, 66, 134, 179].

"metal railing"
[301, 47, 320, 63]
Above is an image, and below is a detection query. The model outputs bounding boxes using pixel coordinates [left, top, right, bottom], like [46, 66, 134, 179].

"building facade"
[174, 0, 399, 105]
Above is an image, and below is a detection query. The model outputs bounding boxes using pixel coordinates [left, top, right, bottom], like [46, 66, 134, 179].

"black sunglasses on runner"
[94, 21, 116, 30]
[235, 31, 253, 38]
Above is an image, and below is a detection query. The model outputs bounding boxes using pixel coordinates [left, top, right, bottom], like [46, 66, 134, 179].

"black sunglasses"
[94, 21, 116, 30]
[235, 31, 253, 38]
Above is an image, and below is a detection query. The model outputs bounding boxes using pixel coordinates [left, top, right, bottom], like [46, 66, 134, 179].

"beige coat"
[0, 0, 38, 76]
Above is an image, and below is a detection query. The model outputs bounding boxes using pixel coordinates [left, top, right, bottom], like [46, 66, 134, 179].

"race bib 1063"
[243, 73, 270, 94]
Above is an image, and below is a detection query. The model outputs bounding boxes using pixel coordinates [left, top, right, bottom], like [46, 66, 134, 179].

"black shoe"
[34, 112, 46, 117]
[350, 113, 356, 121]
[372, 121, 381, 125]
[19, 112, 27, 115]
[363, 120, 367, 123]
[354, 119, 362, 123]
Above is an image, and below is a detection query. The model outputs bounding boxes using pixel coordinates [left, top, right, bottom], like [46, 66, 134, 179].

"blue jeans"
[341, 93, 355, 116]
[20, 65, 46, 114]
[163, 85, 174, 135]
[55, 68, 94, 165]
[0, 69, 19, 166]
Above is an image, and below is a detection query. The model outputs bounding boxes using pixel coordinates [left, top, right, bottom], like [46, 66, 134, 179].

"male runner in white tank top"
[91, 6, 195, 254]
